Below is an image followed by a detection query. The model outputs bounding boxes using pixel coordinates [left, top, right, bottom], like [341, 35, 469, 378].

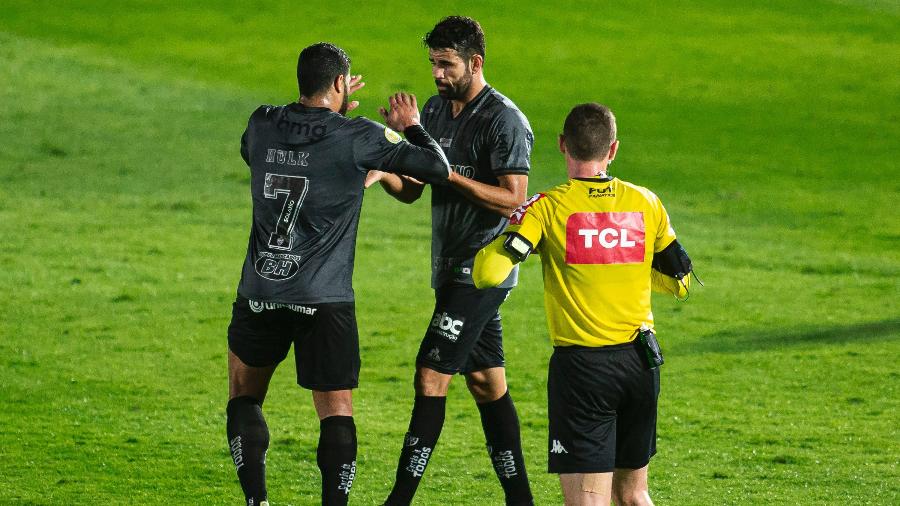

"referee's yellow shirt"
[475, 177, 677, 347]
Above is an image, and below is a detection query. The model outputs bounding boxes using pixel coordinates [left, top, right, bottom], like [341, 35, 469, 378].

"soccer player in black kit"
[225, 43, 450, 506]
[368, 17, 535, 506]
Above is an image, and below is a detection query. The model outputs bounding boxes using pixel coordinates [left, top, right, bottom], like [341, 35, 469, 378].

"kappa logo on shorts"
[429, 312, 465, 342]
[427, 347, 441, 361]
[550, 440, 568, 454]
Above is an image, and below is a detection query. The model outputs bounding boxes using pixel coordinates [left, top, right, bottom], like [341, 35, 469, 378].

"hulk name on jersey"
[238, 103, 448, 304]
[421, 86, 533, 288]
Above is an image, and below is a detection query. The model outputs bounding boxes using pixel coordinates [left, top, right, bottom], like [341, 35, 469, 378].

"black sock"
[318, 416, 357, 506]
[384, 396, 447, 506]
[477, 391, 533, 505]
[226, 396, 269, 506]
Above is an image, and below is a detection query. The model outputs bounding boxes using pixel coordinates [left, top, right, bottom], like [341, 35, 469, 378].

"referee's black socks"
[477, 390, 534, 506]
[384, 395, 446, 505]
[318, 415, 357, 506]
[226, 396, 269, 506]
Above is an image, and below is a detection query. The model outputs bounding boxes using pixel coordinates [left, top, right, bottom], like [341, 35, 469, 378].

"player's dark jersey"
[238, 103, 449, 304]
[421, 86, 533, 289]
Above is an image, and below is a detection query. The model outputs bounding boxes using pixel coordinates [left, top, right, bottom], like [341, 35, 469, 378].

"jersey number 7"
[264, 173, 309, 251]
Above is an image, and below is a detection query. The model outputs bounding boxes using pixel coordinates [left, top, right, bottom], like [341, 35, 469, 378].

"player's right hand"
[379, 92, 420, 131]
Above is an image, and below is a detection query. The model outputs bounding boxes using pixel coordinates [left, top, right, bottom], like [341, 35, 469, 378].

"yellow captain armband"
[473, 236, 518, 289]
[651, 269, 691, 300]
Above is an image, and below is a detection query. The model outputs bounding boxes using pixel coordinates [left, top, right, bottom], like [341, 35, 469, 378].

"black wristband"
[402, 124, 431, 145]
[399, 124, 450, 185]
[651, 239, 692, 279]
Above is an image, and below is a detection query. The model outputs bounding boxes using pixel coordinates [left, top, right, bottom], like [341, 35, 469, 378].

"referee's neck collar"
[574, 175, 614, 183]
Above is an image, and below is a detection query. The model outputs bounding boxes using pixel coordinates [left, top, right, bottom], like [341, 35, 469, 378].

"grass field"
[1, 1, 898, 504]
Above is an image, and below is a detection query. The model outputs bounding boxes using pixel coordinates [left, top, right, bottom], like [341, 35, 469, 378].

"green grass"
[1, 1, 898, 504]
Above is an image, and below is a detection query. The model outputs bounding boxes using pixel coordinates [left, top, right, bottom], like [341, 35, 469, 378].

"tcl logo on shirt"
[565, 212, 645, 264]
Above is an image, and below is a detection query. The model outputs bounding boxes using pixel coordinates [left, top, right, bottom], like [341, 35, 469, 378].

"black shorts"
[227, 296, 360, 391]
[547, 342, 660, 473]
[416, 283, 510, 375]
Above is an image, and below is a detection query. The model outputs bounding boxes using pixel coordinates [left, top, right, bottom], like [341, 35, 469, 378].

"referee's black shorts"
[547, 342, 660, 473]
[227, 296, 360, 391]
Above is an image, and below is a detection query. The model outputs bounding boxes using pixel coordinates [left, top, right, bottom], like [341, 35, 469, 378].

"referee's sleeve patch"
[509, 193, 544, 225]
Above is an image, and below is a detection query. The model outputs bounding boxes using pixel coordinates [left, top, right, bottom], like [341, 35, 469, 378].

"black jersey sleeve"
[240, 129, 250, 166]
[352, 118, 450, 184]
[240, 105, 272, 167]
[488, 108, 534, 176]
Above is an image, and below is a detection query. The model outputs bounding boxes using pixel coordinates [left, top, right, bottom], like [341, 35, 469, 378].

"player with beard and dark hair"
[226, 42, 450, 506]
[367, 16, 535, 506]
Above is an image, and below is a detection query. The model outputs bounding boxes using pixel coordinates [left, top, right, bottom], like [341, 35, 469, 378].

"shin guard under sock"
[477, 391, 533, 505]
[318, 416, 357, 506]
[384, 395, 447, 505]
[226, 396, 269, 506]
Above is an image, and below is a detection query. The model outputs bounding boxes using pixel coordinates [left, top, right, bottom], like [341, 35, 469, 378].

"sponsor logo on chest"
[565, 212, 645, 264]
[449, 164, 475, 178]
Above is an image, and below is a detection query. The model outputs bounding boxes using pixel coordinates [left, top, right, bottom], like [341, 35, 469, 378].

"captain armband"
[652, 239, 702, 300]
[503, 232, 533, 263]
[652, 239, 693, 280]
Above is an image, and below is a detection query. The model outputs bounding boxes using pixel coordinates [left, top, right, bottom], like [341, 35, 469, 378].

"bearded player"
[369, 16, 535, 506]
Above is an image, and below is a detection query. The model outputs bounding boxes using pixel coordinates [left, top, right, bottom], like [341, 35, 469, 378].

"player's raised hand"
[347, 74, 365, 112]
[379, 92, 420, 131]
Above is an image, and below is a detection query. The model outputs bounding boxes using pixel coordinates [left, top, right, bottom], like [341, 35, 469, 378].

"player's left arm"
[365, 172, 426, 203]
[451, 107, 533, 217]
[240, 105, 270, 167]
[447, 172, 527, 217]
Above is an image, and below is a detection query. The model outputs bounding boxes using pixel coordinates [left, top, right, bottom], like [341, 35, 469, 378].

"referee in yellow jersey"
[474, 103, 694, 506]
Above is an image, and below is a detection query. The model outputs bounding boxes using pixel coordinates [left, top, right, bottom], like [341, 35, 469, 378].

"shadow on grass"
[674, 318, 900, 355]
